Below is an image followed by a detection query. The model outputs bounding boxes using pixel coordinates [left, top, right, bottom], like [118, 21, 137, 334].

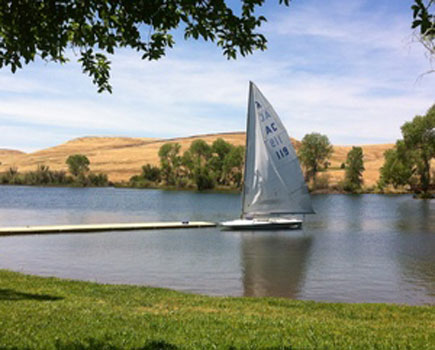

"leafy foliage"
[379, 145, 415, 189]
[0, 163, 108, 187]
[344, 146, 365, 192]
[0, 1, 290, 92]
[209, 138, 233, 185]
[411, 0, 434, 65]
[141, 164, 162, 183]
[66, 154, 90, 177]
[380, 105, 435, 194]
[182, 139, 214, 190]
[87, 172, 109, 186]
[222, 145, 245, 189]
[401, 104, 435, 193]
[298, 133, 333, 182]
[144, 138, 245, 190]
[158, 143, 182, 186]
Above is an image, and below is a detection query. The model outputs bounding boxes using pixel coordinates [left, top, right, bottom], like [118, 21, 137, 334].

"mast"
[241, 81, 254, 218]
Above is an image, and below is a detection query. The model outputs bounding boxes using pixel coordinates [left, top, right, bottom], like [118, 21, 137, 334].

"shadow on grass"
[52, 340, 178, 350]
[52, 341, 294, 350]
[0, 338, 296, 350]
[0, 288, 63, 301]
[1, 338, 296, 350]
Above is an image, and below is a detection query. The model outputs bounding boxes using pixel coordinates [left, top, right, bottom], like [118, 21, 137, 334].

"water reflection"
[0, 187, 434, 305]
[393, 198, 435, 303]
[395, 197, 435, 233]
[241, 232, 312, 298]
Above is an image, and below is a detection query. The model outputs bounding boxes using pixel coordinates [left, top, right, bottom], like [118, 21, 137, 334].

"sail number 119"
[276, 146, 290, 160]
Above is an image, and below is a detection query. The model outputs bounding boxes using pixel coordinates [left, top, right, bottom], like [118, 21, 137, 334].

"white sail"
[241, 82, 314, 217]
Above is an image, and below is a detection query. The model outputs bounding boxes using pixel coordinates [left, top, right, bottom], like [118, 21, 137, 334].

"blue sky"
[0, 0, 434, 152]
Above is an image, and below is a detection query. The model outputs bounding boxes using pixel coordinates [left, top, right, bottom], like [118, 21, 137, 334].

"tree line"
[297, 104, 434, 197]
[297, 133, 365, 193]
[0, 154, 108, 187]
[129, 138, 245, 191]
[129, 133, 366, 193]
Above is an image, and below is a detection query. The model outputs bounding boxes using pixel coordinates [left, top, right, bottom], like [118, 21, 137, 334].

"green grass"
[0, 270, 433, 350]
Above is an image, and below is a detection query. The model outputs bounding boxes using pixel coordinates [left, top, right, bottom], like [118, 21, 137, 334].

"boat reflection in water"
[241, 231, 312, 298]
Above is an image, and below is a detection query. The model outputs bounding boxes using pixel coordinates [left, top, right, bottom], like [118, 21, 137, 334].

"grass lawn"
[0, 269, 433, 350]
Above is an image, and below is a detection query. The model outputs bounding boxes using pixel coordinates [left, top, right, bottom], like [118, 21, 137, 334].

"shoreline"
[1, 182, 430, 196]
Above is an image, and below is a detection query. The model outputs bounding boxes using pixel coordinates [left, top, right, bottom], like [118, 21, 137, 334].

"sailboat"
[220, 82, 314, 230]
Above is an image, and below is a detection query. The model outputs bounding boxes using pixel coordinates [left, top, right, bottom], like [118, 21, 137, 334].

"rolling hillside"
[0, 132, 393, 186]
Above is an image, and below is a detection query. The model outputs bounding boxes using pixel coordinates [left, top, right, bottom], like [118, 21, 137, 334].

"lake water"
[0, 186, 434, 305]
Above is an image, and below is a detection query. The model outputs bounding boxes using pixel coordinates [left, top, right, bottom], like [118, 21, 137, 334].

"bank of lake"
[0, 269, 433, 350]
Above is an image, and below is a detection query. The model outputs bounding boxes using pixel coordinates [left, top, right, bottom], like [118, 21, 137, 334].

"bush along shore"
[0, 269, 433, 350]
[0, 159, 109, 187]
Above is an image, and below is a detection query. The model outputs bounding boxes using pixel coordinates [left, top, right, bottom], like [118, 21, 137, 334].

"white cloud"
[0, 0, 433, 150]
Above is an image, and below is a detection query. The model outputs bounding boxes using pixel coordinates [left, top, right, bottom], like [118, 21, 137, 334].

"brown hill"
[0, 149, 26, 166]
[0, 133, 393, 186]
[0, 149, 25, 157]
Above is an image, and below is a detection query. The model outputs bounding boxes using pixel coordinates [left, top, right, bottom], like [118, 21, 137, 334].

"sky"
[0, 0, 434, 152]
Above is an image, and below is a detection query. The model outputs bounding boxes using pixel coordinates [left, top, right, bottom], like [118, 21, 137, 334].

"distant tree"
[158, 143, 181, 186]
[298, 133, 333, 183]
[379, 143, 415, 189]
[182, 140, 214, 190]
[0, 167, 19, 184]
[186, 140, 212, 167]
[34, 164, 51, 185]
[193, 167, 215, 191]
[379, 105, 434, 195]
[223, 145, 245, 188]
[66, 154, 90, 177]
[209, 138, 233, 184]
[400, 104, 435, 194]
[344, 146, 365, 192]
[141, 164, 161, 183]
[0, 1, 291, 92]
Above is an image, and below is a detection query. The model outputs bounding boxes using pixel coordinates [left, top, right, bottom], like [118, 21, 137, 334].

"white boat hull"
[220, 218, 302, 230]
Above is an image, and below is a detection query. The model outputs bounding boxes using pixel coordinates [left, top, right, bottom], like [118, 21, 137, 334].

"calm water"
[0, 186, 434, 305]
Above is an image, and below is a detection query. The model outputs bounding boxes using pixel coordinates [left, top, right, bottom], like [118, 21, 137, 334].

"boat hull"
[220, 218, 302, 231]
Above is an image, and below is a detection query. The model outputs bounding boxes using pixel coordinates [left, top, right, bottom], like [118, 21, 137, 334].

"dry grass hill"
[0, 132, 393, 187]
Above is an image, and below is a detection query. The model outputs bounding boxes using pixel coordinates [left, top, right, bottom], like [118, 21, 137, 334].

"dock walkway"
[0, 221, 217, 235]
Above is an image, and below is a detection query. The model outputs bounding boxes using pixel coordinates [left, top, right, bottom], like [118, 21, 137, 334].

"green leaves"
[66, 154, 90, 178]
[344, 146, 364, 192]
[0, 1, 290, 93]
[298, 133, 333, 182]
[78, 50, 112, 93]
[411, 0, 434, 65]
[156, 138, 245, 190]
[411, 0, 434, 35]
[380, 104, 435, 194]
[158, 142, 182, 186]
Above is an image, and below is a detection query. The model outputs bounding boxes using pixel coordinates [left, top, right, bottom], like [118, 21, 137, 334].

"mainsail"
[241, 82, 314, 217]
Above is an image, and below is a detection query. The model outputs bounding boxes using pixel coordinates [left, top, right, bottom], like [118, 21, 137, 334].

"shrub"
[141, 164, 161, 182]
[194, 167, 215, 191]
[88, 173, 109, 186]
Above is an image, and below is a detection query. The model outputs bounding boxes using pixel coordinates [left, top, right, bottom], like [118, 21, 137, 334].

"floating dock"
[0, 221, 217, 235]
